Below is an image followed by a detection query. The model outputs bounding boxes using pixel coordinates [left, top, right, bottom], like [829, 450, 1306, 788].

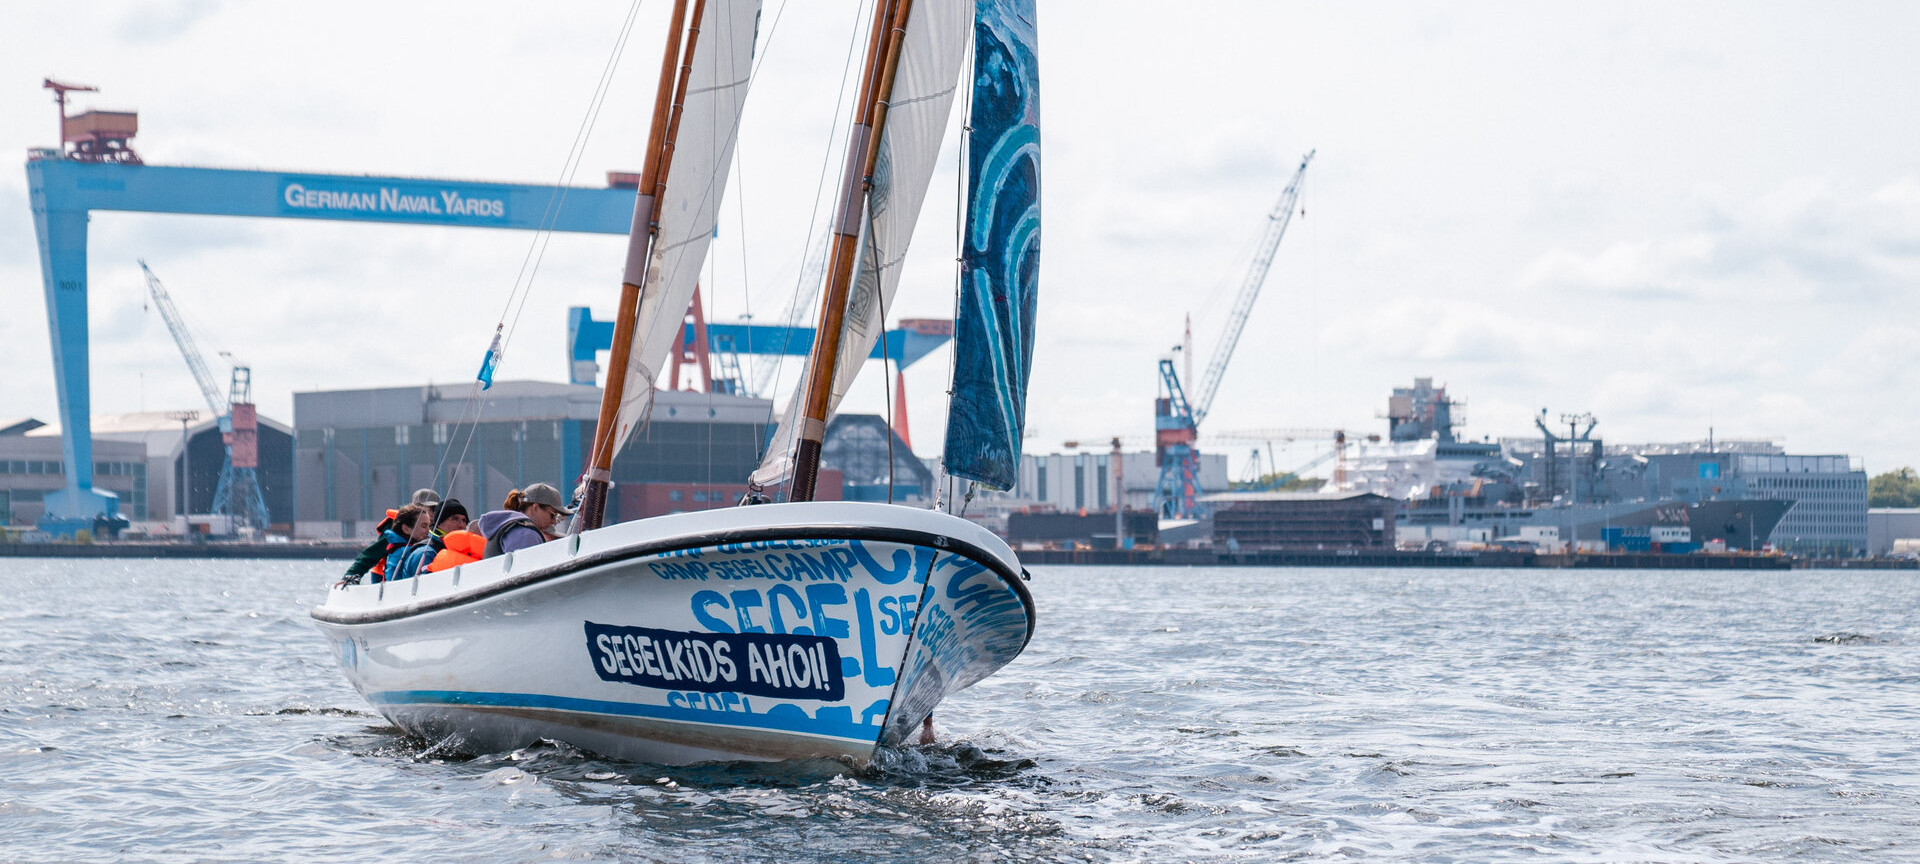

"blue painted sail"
[942, 0, 1040, 490]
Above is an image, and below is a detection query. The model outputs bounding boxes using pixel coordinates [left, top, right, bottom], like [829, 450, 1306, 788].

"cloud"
[1522, 176, 1920, 303]
[113, 0, 226, 42]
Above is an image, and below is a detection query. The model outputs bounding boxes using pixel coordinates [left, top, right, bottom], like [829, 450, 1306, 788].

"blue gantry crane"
[1155, 150, 1314, 518]
[139, 261, 271, 532]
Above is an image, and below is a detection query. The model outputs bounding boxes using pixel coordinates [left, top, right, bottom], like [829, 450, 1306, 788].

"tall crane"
[140, 261, 270, 533]
[1155, 150, 1314, 518]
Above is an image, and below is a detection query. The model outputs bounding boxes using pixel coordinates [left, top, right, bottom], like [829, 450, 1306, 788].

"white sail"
[610, 0, 763, 456]
[751, 0, 969, 487]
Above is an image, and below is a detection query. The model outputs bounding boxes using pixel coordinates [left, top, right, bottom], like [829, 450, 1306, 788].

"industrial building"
[1, 413, 294, 534]
[1205, 491, 1397, 551]
[821, 414, 931, 502]
[1869, 509, 1920, 557]
[286, 381, 972, 537]
[1006, 509, 1159, 550]
[1011, 451, 1227, 515]
[292, 381, 792, 538]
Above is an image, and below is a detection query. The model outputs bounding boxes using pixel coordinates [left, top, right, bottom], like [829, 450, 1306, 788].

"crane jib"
[1191, 150, 1313, 427]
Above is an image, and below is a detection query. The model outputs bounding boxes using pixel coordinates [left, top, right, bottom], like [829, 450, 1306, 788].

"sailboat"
[312, 0, 1041, 765]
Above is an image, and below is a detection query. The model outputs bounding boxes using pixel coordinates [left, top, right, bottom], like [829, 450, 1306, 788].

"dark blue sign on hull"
[585, 621, 846, 702]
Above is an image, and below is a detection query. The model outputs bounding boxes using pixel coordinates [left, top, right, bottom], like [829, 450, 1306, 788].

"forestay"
[942, 0, 1040, 490]
[752, 0, 970, 488]
[611, 0, 763, 456]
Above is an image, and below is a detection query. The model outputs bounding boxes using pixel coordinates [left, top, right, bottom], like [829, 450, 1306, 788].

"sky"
[4, 1, 1917, 482]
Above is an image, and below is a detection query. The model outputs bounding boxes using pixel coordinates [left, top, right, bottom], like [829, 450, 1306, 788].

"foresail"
[751, 0, 969, 488]
[611, 0, 763, 455]
[942, 0, 1039, 490]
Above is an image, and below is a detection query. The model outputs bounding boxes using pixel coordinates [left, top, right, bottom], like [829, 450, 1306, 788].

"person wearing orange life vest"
[426, 528, 486, 572]
[342, 488, 441, 583]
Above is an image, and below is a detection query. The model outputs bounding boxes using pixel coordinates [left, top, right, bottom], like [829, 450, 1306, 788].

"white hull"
[311, 502, 1034, 765]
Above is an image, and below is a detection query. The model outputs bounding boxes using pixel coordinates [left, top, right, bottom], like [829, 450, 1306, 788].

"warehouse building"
[291, 381, 852, 538]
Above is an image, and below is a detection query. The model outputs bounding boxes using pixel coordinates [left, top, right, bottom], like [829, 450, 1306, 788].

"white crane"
[140, 261, 270, 532]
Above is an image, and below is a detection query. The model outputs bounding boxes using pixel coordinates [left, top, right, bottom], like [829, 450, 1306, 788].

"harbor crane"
[1155, 150, 1314, 518]
[140, 261, 271, 532]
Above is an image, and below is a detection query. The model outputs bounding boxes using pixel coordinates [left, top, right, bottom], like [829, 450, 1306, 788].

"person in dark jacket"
[393, 499, 468, 581]
[476, 483, 573, 558]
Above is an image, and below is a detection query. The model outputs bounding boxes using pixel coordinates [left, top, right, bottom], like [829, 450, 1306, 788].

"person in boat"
[426, 524, 487, 573]
[342, 488, 441, 582]
[475, 483, 573, 558]
[380, 504, 434, 579]
[392, 499, 468, 581]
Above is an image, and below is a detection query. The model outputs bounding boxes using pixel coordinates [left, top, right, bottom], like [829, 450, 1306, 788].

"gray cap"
[522, 482, 575, 515]
[410, 488, 442, 506]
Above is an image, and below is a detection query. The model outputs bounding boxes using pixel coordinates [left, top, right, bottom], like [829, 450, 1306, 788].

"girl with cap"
[475, 483, 573, 558]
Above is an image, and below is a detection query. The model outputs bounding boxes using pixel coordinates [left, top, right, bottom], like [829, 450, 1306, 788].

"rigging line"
[586, 4, 759, 481]
[763, 0, 871, 404]
[502, 5, 637, 351]
[941, 47, 974, 505]
[496, 0, 645, 332]
[437, 0, 641, 506]
[877, 248, 895, 505]
[756, 0, 872, 501]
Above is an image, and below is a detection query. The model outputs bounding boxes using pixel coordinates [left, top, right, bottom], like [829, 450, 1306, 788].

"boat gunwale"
[310, 522, 1036, 650]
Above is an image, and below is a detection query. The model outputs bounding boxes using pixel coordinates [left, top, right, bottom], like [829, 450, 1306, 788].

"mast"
[579, 0, 701, 530]
[788, 0, 916, 501]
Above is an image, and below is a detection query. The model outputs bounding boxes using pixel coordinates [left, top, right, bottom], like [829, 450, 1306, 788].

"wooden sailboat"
[313, 0, 1041, 765]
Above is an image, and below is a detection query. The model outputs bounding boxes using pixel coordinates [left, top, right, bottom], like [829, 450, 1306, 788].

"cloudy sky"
[4, 1, 1917, 480]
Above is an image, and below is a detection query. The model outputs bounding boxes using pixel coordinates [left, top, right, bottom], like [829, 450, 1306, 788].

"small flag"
[477, 329, 503, 390]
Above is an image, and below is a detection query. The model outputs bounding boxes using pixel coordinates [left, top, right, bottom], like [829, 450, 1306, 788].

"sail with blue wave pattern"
[942, 0, 1040, 490]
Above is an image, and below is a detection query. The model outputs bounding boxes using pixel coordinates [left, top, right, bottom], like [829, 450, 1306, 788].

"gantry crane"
[140, 261, 270, 533]
[1155, 150, 1314, 518]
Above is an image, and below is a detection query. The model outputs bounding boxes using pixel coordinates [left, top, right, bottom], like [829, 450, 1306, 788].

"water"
[3, 559, 1918, 862]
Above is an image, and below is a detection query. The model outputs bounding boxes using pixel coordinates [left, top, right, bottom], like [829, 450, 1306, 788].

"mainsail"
[751, 0, 970, 488]
[942, 0, 1040, 489]
[609, 0, 763, 455]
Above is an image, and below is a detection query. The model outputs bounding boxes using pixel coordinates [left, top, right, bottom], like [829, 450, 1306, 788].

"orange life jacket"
[428, 529, 485, 572]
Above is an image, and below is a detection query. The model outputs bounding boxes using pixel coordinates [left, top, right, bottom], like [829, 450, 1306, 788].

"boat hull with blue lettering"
[310, 502, 1034, 765]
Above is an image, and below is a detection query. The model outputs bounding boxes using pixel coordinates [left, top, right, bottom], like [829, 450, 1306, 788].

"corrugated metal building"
[292, 381, 777, 538]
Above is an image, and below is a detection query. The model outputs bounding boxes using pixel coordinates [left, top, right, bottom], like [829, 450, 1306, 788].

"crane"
[1155, 150, 1314, 518]
[140, 260, 271, 533]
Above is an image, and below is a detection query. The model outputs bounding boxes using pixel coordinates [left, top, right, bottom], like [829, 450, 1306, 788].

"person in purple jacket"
[476, 483, 573, 557]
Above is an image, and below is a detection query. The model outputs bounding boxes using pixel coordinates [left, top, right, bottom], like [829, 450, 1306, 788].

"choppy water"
[3, 559, 1919, 862]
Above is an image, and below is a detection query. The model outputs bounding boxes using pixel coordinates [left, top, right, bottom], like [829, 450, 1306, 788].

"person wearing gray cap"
[475, 483, 575, 558]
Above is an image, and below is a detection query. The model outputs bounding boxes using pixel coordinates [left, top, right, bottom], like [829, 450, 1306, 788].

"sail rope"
[941, 37, 974, 513]
[414, 0, 645, 512]
[758, 0, 879, 502]
[877, 253, 895, 504]
[581, 0, 820, 500]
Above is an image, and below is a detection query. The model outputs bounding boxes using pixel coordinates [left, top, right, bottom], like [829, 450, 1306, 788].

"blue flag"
[476, 331, 502, 390]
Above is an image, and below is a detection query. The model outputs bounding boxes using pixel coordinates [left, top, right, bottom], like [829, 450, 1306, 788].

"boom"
[1191, 150, 1313, 425]
[139, 260, 227, 418]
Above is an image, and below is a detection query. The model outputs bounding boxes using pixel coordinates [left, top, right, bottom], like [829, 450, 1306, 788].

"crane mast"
[1154, 150, 1314, 518]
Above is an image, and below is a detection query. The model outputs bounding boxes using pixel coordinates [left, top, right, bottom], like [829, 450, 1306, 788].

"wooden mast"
[579, 0, 704, 530]
[788, 0, 917, 501]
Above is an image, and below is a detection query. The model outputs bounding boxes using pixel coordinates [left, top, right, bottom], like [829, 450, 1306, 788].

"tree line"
[1870, 467, 1920, 508]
